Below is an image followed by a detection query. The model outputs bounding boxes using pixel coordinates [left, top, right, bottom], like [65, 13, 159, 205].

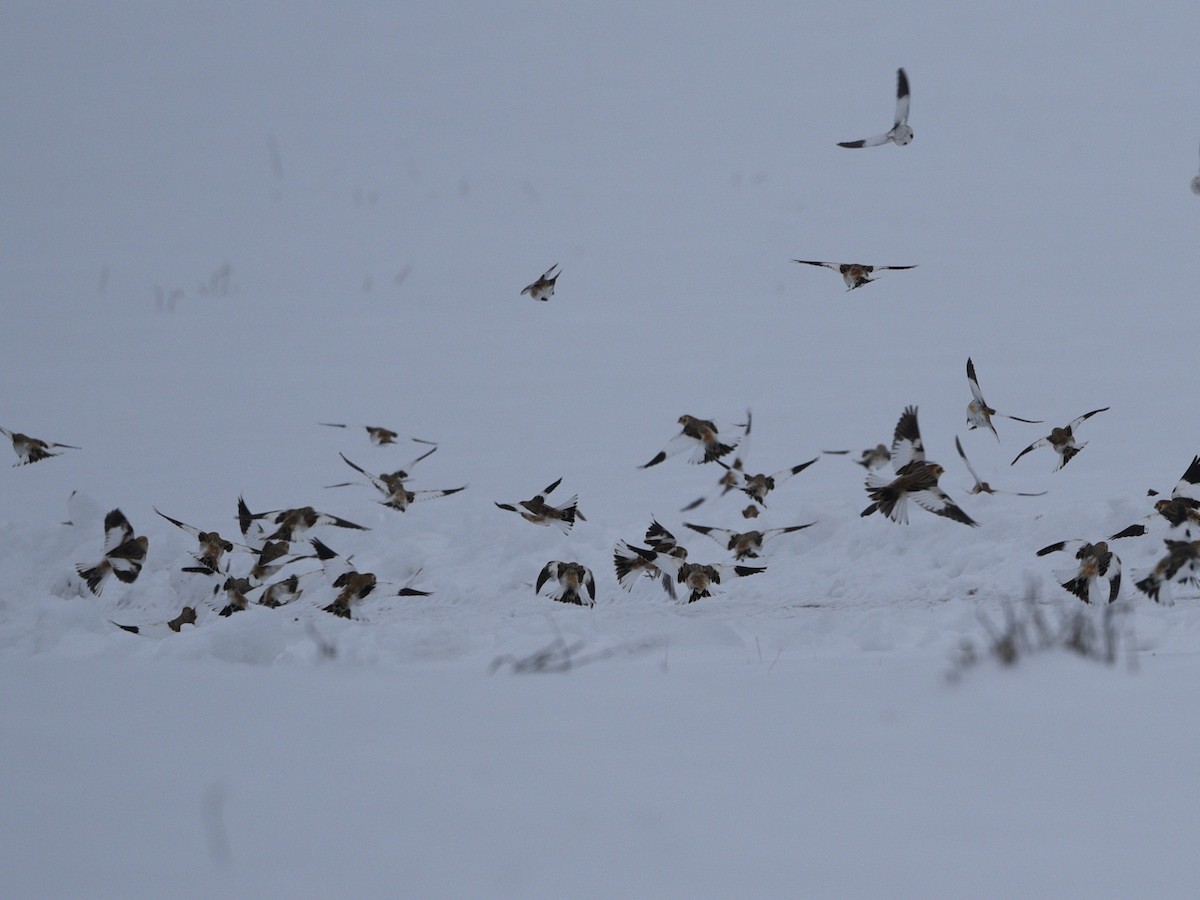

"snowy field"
[4, 2, 1200, 896]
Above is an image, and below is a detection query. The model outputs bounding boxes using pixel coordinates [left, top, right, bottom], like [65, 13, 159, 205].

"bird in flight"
[521, 264, 560, 301]
[536, 561, 597, 607]
[791, 260, 916, 291]
[0, 426, 80, 466]
[861, 406, 977, 526]
[1036, 539, 1122, 605]
[953, 437, 1045, 497]
[838, 67, 912, 148]
[964, 358, 1042, 439]
[1011, 408, 1109, 471]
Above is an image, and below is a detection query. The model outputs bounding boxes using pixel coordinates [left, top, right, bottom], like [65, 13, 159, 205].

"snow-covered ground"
[4, 2, 1200, 896]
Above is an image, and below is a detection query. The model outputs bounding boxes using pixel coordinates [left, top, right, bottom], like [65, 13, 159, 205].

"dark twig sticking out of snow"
[947, 583, 1135, 683]
[490, 615, 664, 674]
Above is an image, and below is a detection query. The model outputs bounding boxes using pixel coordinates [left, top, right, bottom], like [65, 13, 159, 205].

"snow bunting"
[154, 507, 239, 574]
[954, 437, 1046, 497]
[110, 605, 197, 635]
[319, 423, 436, 448]
[823, 445, 892, 470]
[838, 67, 913, 148]
[0, 426, 80, 466]
[329, 451, 465, 512]
[855, 444, 892, 470]
[76, 509, 149, 595]
[310, 538, 430, 619]
[640, 414, 743, 468]
[216, 576, 255, 616]
[613, 539, 678, 599]
[258, 574, 303, 608]
[861, 407, 977, 526]
[1036, 539, 1122, 605]
[1011, 408, 1109, 471]
[613, 521, 688, 599]
[244, 505, 369, 543]
[790, 259, 916, 292]
[535, 560, 596, 607]
[719, 456, 819, 509]
[1135, 539, 1200, 605]
[965, 358, 1042, 439]
[1111, 455, 1200, 539]
[631, 545, 765, 604]
[521, 264, 560, 301]
[680, 412, 755, 510]
[495, 476, 584, 534]
[683, 521, 815, 561]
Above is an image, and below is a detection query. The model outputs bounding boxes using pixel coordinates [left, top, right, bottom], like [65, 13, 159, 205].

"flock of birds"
[7, 341, 1200, 626]
[8, 67, 1200, 631]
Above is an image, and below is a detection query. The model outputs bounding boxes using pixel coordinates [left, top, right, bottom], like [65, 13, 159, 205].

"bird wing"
[890, 405, 924, 470]
[893, 67, 910, 126]
[1067, 407, 1110, 432]
[954, 436, 985, 491]
[1011, 437, 1047, 466]
[837, 133, 892, 149]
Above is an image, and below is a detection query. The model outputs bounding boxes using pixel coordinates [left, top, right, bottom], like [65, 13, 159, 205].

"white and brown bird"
[683, 521, 815, 561]
[1135, 539, 1200, 605]
[630, 545, 765, 604]
[243, 504, 369, 543]
[1036, 539, 1122, 605]
[154, 507, 241, 575]
[680, 412, 756, 510]
[1111, 455, 1200, 540]
[521, 264, 560, 301]
[954, 437, 1046, 497]
[641, 414, 744, 468]
[495, 477, 583, 534]
[318, 423, 435, 448]
[76, 509, 149, 595]
[0, 426, 80, 466]
[822, 444, 892, 470]
[965, 358, 1042, 439]
[790, 259, 916, 291]
[613, 521, 688, 599]
[861, 407, 977, 526]
[718, 456, 819, 511]
[216, 576, 255, 616]
[1011, 407, 1109, 471]
[838, 67, 913, 148]
[535, 560, 596, 607]
[329, 452, 465, 513]
[310, 538, 430, 619]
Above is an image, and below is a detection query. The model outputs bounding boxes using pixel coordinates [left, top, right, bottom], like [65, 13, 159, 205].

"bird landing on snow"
[521, 264, 560, 301]
[1036, 539, 1122, 605]
[535, 561, 596, 607]
[837, 67, 913, 148]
